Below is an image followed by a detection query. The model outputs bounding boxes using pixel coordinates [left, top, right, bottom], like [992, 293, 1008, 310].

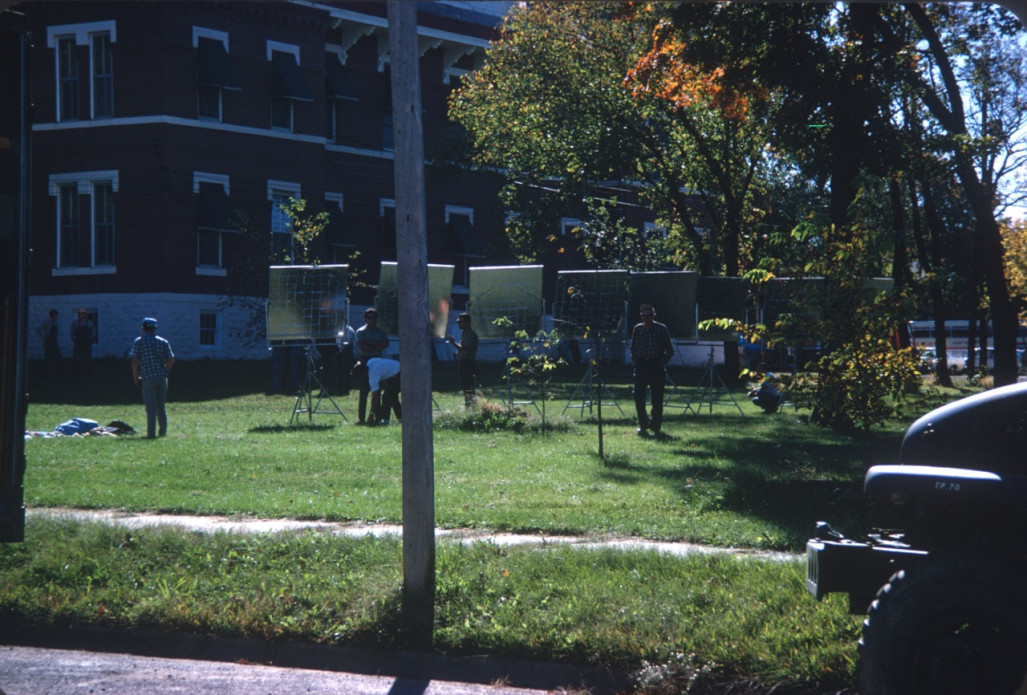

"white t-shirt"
[367, 358, 400, 391]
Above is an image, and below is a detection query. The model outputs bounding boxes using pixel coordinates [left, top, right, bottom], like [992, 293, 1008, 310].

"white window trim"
[198, 309, 220, 349]
[49, 172, 119, 277]
[48, 170, 119, 196]
[560, 217, 581, 236]
[89, 181, 115, 268]
[267, 42, 302, 133]
[194, 172, 230, 275]
[47, 21, 117, 47]
[192, 26, 229, 49]
[54, 33, 77, 123]
[194, 28, 230, 124]
[444, 205, 474, 226]
[325, 192, 344, 212]
[379, 198, 395, 216]
[266, 40, 300, 62]
[89, 31, 113, 120]
[49, 21, 117, 124]
[269, 181, 301, 263]
[268, 180, 301, 202]
[196, 267, 227, 277]
[193, 171, 230, 194]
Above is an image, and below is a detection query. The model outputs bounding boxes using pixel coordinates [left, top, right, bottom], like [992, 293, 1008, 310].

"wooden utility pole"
[388, 2, 435, 645]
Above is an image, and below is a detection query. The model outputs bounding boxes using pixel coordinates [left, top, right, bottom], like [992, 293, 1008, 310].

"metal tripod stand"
[563, 359, 623, 417]
[683, 345, 744, 415]
[290, 342, 347, 425]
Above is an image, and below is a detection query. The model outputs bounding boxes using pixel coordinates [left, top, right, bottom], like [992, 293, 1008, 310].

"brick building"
[18, 0, 515, 360]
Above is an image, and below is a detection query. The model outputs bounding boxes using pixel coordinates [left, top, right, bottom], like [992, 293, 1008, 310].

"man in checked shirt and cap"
[629, 303, 674, 436]
[130, 317, 175, 438]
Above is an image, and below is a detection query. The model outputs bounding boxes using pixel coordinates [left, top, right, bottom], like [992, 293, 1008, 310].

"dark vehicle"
[806, 382, 1027, 695]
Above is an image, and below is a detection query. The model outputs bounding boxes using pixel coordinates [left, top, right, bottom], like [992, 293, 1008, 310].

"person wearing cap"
[130, 317, 175, 438]
[354, 308, 389, 424]
[629, 302, 674, 436]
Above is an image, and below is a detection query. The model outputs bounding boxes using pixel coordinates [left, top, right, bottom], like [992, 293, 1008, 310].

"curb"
[0, 624, 629, 694]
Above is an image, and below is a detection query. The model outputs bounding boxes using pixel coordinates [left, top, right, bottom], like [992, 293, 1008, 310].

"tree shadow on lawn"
[249, 423, 337, 434]
[599, 413, 906, 548]
[29, 359, 275, 405]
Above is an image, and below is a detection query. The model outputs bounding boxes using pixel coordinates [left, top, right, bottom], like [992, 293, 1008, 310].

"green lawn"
[4, 357, 977, 692]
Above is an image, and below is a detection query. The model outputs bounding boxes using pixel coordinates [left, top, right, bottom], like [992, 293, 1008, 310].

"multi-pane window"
[268, 44, 311, 133]
[269, 186, 298, 263]
[196, 37, 222, 120]
[49, 22, 116, 122]
[92, 182, 115, 265]
[196, 176, 236, 273]
[91, 32, 113, 118]
[196, 31, 240, 122]
[57, 36, 79, 121]
[381, 199, 396, 257]
[199, 312, 218, 347]
[197, 228, 221, 268]
[271, 92, 293, 131]
[326, 99, 339, 143]
[58, 184, 80, 267]
[446, 207, 481, 289]
[198, 84, 221, 120]
[51, 172, 118, 271]
[325, 52, 357, 144]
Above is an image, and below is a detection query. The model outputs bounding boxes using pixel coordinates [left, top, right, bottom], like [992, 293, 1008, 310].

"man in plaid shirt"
[131, 317, 175, 438]
[630, 303, 674, 435]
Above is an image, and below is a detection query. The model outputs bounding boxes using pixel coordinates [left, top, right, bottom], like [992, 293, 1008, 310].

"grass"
[4, 358, 982, 692]
[2, 517, 860, 692]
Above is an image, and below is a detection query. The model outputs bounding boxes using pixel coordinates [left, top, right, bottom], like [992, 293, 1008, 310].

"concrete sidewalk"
[27, 507, 799, 561]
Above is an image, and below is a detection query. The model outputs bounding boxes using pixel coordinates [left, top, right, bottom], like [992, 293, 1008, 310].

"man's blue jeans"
[141, 377, 168, 438]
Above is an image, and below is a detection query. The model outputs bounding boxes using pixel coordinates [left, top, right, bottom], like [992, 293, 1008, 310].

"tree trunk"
[908, 177, 954, 386]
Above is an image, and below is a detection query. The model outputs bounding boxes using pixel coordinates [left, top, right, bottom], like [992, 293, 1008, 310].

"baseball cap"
[142, 317, 158, 328]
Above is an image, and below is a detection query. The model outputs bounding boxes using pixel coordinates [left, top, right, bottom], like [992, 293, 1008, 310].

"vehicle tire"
[857, 558, 1027, 695]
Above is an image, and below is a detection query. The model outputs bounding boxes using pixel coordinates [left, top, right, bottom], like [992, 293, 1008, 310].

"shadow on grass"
[29, 359, 275, 405]
[249, 423, 337, 434]
[596, 410, 906, 547]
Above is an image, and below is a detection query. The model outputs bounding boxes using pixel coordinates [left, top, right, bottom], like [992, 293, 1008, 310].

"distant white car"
[925, 348, 965, 373]
[917, 347, 938, 374]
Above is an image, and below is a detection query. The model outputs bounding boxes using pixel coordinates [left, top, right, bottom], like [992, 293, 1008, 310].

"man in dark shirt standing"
[37, 309, 61, 372]
[354, 308, 389, 425]
[447, 312, 479, 407]
[629, 303, 674, 436]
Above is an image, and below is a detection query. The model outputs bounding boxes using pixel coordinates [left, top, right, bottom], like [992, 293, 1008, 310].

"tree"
[662, 2, 1026, 385]
[449, 1, 777, 276]
[1002, 217, 1027, 320]
[877, 3, 1023, 384]
[495, 318, 566, 433]
[279, 197, 329, 265]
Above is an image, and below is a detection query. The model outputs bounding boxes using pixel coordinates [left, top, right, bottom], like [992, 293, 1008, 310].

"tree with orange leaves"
[448, 1, 781, 277]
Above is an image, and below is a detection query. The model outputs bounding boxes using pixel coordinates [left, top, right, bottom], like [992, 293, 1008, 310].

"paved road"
[0, 645, 554, 695]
